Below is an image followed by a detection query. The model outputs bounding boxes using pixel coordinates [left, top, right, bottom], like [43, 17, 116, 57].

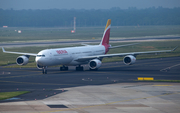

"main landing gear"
[42, 66, 47, 74]
[60, 65, 68, 71]
[89, 68, 98, 71]
[60, 65, 83, 71]
[76, 65, 84, 71]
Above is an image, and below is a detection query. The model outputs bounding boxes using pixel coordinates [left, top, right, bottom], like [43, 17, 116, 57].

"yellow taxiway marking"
[138, 77, 154, 81]
[41, 92, 180, 113]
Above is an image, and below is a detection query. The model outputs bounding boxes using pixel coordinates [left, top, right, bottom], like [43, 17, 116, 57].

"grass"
[152, 80, 180, 83]
[0, 91, 30, 100]
[136, 80, 180, 83]
[1, 25, 180, 43]
[0, 25, 180, 67]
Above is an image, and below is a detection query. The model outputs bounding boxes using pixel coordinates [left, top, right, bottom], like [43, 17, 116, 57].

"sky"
[0, 0, 180, 10]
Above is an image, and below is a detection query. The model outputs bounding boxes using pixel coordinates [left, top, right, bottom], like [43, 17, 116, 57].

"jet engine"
[89, 59, 102, 70]
[123, 55, 136, 65]
[16, 56, 29, 65]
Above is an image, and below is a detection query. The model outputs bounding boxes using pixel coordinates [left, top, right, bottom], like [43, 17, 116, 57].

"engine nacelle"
[16, 56, 29, 65]
[123, 55, 136, 65]
[89, 59, 102, 70]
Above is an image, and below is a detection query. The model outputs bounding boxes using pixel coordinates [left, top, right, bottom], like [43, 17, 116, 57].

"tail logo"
[100, 19, 111, 45]
[100, 19, 111, 54]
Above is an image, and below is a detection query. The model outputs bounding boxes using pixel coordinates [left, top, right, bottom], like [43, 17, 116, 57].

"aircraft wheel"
[80, 66, 84, 71]
[44, 69, 47, 74]
[42, 67, 47, 74]
[60, 66, 68, 71]
[65, 67, 68, 70]
[76, 66, 84, 71]
[89, 68, 98, 71]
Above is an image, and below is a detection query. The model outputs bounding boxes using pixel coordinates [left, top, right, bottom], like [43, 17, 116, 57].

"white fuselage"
[35, 45, 106, 67]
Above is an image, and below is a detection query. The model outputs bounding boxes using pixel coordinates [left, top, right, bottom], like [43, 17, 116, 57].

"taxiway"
[0, 57, 180, 113]
[0, 36, 180, 47]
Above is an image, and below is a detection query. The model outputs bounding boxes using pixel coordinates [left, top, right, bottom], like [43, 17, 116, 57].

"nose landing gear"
[42, 66, 47, 74]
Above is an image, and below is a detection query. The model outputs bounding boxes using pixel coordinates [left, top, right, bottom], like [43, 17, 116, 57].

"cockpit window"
[37, 55, 45, 57]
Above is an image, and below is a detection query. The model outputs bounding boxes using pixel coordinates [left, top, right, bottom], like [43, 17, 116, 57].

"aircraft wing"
[2, 47, 37, 56]
[81, 43, 139, 48]
[109, 43, 139, 49]
[75, 46, 178, 62]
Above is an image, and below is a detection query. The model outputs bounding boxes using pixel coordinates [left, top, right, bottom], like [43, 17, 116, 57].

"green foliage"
[0, 7, 180, 27]
[153, 80, 180, 82]
[0, 91, 30, 100]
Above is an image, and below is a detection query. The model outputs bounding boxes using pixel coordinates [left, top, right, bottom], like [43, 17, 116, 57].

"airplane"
[2, 19, 178, 74]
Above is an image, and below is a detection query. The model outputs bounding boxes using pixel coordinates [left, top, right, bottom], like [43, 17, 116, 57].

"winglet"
[2, 47, 5, 52]
[172, 46, 178, 51]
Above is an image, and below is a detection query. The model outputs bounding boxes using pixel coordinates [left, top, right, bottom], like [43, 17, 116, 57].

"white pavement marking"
[160, 63, 180, 72]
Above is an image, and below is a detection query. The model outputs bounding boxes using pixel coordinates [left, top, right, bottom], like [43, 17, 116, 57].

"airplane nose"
[35, 57, 43, 65]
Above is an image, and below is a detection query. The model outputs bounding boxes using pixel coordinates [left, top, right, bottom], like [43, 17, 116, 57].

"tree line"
[0, 7, 180, 27]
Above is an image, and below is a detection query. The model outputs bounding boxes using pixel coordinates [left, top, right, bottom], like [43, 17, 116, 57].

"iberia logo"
[56, 50, 68, 54]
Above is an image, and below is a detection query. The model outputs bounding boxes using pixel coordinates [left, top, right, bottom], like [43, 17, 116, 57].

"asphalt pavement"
[0, 57, 180, 113]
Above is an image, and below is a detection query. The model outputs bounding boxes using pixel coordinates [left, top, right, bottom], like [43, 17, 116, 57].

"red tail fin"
[100, 19, 111, 54]
[100, 19, 111, 45]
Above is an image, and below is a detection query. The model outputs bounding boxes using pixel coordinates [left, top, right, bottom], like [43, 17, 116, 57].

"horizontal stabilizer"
[81, 43, 91, 46]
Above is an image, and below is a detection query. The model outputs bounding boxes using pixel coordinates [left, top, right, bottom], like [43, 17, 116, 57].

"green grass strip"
[153, 80, 180, 83]
[0, 91, 30, 100]
[136, 80, 180, 83]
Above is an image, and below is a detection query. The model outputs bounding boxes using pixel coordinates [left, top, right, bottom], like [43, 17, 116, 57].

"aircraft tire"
[89, 68, 98, 71]
[76, 66, 84, 71]
[60, 66, 68, 71]
[42, 68, 47, 74]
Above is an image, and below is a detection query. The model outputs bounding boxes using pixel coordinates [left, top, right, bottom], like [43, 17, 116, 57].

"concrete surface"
[0, 82, 180, 113]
